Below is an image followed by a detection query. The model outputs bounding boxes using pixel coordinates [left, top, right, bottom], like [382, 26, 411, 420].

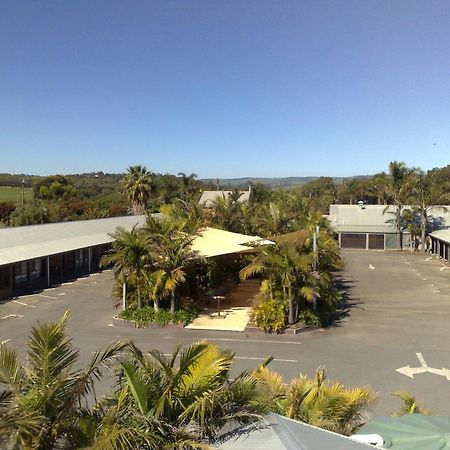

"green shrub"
[119, 306, 198, 327]
[252, 300, 286, 333]
[298, 309, 322, 327]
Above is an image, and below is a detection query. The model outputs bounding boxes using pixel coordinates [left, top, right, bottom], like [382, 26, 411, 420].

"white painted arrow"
[396, 353, 450, 381]
[396, 365, 427, 378]
[369, 264, 375, 270]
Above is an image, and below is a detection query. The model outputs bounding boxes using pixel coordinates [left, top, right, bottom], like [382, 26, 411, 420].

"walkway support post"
[46, 257, 50, 287]
[122, 271, 126, 311]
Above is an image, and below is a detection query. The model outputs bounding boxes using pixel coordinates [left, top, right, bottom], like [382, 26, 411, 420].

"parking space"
[3, 251, 450, 417]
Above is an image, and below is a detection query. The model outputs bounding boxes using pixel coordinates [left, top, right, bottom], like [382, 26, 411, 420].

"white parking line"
[12, 300, 36, 308]
[1, 314, 23, 320]
[1, 339, 11, 344]
[207, 337, 301, 345]
[234, 356, 298, 363]
[36, 294, 57, 300]
[160, 353, 298, 363]
[57, 293, 66, 296]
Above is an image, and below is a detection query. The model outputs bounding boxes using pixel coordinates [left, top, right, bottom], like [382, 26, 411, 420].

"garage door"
[368, 234, 384, 250]
[340, 233, 366, 249]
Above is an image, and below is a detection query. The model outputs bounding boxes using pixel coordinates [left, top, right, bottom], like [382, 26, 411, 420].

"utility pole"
[21, 179, 25, 205]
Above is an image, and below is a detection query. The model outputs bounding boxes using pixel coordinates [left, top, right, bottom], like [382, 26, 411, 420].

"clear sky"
[1, 1, 450, 178]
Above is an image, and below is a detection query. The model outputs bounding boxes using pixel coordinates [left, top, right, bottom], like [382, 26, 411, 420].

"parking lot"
[2, 250, 450, 416]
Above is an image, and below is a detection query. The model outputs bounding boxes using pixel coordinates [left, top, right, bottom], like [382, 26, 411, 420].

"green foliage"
[255, 366, 375, 435]
[298, 309, 322, 327]
[252, 300, 286, 332]
[391, 391, 431, 416]
[0, 312, 127, 449]
[120, 306, 198, 326]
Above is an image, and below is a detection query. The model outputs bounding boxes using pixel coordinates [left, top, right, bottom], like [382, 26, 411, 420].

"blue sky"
[1, 1, 450, 178]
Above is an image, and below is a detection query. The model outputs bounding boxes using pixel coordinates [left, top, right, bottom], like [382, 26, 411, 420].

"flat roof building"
[328, 204, 450, 251]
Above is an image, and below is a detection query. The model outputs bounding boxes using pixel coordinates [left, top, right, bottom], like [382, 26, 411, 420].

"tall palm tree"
[145, 214, 202, 313]
[101, 225, 150, 309]
[121, 165, 153, 215]
[178, 172, 199, 200]
[240, 243, 317, 325]
[386, 161, 415, 250]
[255, 366, 374, 435]
[0, 313, 126, 449]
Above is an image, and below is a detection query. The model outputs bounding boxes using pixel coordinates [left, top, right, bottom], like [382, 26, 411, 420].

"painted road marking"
[397, 353, 450, 380]
[433, 290, 440, 293]
[12, 300, 36, 308]
[36, 294, 57, 300]
[161, 353, 297, 363]
[234, 356, 298, 363]
[1, 339, 11, 344]
[1, 314, 23, 320]
[57, 293, 66, 296]
[207, 337, 301, 345]
[428, 284, 435, 287]
[369, 264, 375, 270]
[422, 278, 427, 281]
[440, 267, 448, 272]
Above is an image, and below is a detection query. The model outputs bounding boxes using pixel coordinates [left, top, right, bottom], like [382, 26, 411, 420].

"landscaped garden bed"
[114, 306, 198, 328]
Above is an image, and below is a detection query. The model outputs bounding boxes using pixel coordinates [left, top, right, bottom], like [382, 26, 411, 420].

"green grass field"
[0, 186, 33, 203]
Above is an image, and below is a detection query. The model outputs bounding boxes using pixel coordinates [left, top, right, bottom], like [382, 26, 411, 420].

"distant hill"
[200, 176, 371, 189]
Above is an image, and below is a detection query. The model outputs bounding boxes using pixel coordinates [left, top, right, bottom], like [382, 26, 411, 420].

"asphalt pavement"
[2, 250, 450, 417]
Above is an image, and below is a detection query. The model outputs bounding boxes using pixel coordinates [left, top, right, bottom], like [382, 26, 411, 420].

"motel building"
[0, 215, 268, 301]
[0, 216, 147, 300]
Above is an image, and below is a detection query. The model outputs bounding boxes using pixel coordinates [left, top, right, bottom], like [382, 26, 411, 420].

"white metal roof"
[431, 229, 450, 244]
[0, 216, 146, 266]
[199, 190, 251, 207]
[0, 218, 267, 266]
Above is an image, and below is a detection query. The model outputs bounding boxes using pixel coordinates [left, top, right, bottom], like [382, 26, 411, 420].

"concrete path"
[185, 307, 251, 332]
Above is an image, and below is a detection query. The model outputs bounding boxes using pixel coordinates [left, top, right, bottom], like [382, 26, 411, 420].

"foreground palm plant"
[0, 312, 127, 449]
[255, 366, 375, 435]
[107, 341, 267, 444]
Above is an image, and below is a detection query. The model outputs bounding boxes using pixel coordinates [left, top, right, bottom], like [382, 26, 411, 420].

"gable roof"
[199, 190, 251, 207]
[215, 413, 374, 450]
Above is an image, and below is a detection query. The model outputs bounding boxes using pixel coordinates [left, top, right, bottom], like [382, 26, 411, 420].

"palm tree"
[121, 165, 153, 215]
[240, 243, 317, 325]
[178, 172, 199, 200]
[386, 161, 415, 250]
[0, 312, 127, 449]
[145, 214, 201, 314]
[210, 191, 246, 233]
[101, 225, 150, 309]
[409, 171, 450, 252]
[255, 366, 374, 435]
[109, 341, 265, 443]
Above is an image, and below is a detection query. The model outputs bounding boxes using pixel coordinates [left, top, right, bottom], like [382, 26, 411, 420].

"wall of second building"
[338, 232, 411, 250]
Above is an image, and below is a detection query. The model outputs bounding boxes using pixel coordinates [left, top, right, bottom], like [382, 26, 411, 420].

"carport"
[430, 229, 450, 262]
